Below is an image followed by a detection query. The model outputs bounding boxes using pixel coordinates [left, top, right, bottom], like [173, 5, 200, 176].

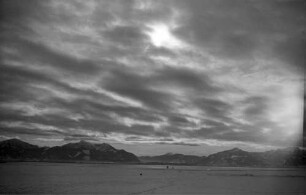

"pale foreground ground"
[0, 163, 305, 194]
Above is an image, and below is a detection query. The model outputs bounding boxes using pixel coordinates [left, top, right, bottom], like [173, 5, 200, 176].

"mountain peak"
[4, 138, 24, 143]
[78, 140, 93, 145]
[63, 140, 95, 150]
[164, 152, 175, 156]
[94, 143, 116, 152]
[230, 147, 243, 152]
[0, 138, 38, 149]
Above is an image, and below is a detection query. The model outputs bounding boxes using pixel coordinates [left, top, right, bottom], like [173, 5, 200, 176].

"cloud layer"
[0, 0, 304, 154]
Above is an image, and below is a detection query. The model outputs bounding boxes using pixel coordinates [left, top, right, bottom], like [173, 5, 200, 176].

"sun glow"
[147, 24, 183, 48]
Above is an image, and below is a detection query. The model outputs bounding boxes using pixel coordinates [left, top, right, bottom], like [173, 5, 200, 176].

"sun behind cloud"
[147, 23, 185, 49]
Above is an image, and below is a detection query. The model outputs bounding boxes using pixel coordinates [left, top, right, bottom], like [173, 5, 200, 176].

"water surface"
[0, 162, 305, 194]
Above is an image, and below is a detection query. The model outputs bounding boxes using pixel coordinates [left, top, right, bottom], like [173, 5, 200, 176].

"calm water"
[0, 162, 305, 194]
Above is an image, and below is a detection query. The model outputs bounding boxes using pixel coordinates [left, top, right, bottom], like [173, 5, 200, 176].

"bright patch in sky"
[147, 24, 183, 48]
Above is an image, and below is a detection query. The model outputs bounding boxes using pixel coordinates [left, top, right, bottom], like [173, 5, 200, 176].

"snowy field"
[0, 162, 305, 194]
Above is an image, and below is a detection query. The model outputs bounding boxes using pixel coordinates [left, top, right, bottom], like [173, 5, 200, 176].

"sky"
[0, 0, 305, 156]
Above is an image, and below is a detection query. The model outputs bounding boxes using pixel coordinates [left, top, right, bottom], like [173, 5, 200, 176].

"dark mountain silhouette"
[139, 152, 201, 164]
[0, 139, 139, 163]
[0, 138, 44, 160]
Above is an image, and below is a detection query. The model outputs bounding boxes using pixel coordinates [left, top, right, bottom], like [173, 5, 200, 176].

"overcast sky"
[0, 0, 305, 155]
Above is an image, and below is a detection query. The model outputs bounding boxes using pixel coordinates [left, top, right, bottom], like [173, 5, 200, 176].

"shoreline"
[1, 160, 306, 169]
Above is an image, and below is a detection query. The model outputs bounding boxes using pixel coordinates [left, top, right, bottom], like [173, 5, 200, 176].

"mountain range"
[140, 147, 306, 167]
[1, 139, 306, 167]
[0, 139, 139, 163]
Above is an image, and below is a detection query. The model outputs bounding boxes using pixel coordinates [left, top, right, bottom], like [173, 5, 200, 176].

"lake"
[0, 162, 305, 194]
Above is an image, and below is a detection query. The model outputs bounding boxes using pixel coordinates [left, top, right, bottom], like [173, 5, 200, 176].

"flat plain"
[0, 162, 305, 194]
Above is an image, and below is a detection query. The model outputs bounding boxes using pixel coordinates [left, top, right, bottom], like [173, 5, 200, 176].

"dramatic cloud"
[0, 0, 304, 155]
